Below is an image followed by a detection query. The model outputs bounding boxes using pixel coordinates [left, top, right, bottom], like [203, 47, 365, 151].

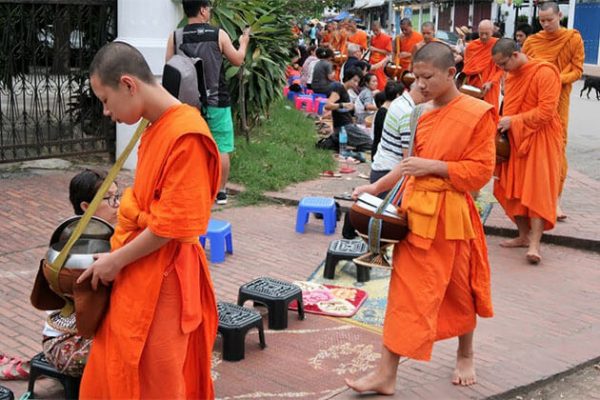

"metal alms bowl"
[49, 216, 114, 246]
[46, 238, 111, 270]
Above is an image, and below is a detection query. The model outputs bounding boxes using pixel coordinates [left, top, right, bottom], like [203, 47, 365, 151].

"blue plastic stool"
[200, 219, 233, 263]
[295, 197, 337, 235]
[287, 91, 300, 102]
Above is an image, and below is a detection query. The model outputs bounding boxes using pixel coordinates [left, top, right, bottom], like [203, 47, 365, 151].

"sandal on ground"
[320, 170, 342, 178]
[0, 358, 30, 380]
[556, 214, 567, 222]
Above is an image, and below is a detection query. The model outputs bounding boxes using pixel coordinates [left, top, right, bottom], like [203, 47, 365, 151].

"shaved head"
[478, 19, 494, 43]
[400, 18, 412, 27]
[90, 41, 154, 88]
[492, 38, 519, 57]
[478, 19, 493, 30]
[539, 1, 560, 13]
[422, 22, 434, 31]
[413, 42, 455, 70]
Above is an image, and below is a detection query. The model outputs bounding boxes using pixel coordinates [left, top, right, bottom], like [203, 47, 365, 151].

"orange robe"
[370, 32, 393, 91]
[80, 104, 221, 399]
[384, 94, 496, 361]
[321, 31, 333, 47]
[348, 29, 368, 50]
[395, 32, 423, 70]
[522, 28, 585, 194]
[463, 38, 503, 112]
[494, 60, 563, 230]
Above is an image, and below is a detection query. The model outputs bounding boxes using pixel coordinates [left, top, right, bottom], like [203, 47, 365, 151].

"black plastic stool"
[217, 302, 266, 361]
[27, 352, 81, 399]
[323, 239, 371, 282]
[0, 385, 14, 400]
[237, 277, 304, 330]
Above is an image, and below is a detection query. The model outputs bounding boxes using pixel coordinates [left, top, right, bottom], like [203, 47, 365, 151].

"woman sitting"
[41, 169, 119, 376]
[354, 73, 379, 124]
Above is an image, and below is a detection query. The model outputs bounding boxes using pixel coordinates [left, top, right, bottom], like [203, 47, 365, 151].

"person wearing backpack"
[166, 0, 249, 205]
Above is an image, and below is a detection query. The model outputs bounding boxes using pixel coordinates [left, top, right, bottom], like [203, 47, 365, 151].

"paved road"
[568, 80, 600, 181]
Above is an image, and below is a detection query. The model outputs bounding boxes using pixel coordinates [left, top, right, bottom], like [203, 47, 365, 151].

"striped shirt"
[371, 91, 415, 172]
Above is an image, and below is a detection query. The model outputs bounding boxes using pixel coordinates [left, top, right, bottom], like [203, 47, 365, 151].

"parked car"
[435, 30, 459, 46]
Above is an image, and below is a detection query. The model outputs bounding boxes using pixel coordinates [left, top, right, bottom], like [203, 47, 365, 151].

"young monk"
[492, 38, 563, 264]
[76, 42, 221, 399]
[394, 18, 423, 71]
[412, 21, 437, 55]
[522, 1, 584, 220]
[346, 42, 496, 395]
[462, 20, 503, 112]
[369, 21, 392, 91]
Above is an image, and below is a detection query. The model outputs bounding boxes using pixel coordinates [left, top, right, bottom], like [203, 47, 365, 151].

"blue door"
[574, 2, 600, 64]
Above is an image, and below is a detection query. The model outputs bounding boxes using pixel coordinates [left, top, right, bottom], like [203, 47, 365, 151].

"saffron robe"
[349, 29, 368, 50]
[395, 32, 423, 70]
[383, 94, 496, 361]
[463, 37, 503, 112]
[370, 32, 393, 91]
[80, 104, 221, 399]
[522, 28, 585, 193]
[494, 60, 563, 230]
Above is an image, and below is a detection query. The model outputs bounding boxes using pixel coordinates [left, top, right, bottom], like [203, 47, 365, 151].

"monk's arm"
[447, 111, 496, 192]
[511, 67, 561, 129]
[561, 35, 584, 85]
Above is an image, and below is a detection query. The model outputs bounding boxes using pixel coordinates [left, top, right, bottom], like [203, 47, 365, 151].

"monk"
[394, 18, 423, 70]
[522, 1, 584, 220]
[412, 21, 437, 55]
[369, 21, 392, 91]
[346, 42, 495, 395]
[77, 42, 220, 399]
[347, 19, 368, 51]
[492, 39, 563, 264]
[462, 20, 503, 112]
[321, 22, 335, 49]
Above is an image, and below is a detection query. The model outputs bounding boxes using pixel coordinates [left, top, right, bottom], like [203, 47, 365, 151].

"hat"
[455, 26, 471, 36]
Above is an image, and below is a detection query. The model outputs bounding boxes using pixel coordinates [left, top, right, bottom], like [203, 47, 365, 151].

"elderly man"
[492, 38, 563, 264]
[462, 19, 503, 112]
[394, 18, 423, 71]
[522, 1, 584, 220]
[369, 21, 392, 91]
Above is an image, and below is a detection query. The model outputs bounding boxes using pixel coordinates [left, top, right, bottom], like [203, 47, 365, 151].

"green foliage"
[230, 100, 335, 204]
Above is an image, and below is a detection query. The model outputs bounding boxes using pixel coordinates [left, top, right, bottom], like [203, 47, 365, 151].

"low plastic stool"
[27, 352, 81, 400]
[296, 197, 337, 235]
[323, 239, 371, 282]
[238, 277, 304, 330]
[315, 97, 328, 115]
[0, 386, 14, 400]
[199, 219, 233, 263]
[305, 88, 314, 95]
[294, 95, 314, 113]
[287, 91, 299, 102]
[217, 302, 266, 361]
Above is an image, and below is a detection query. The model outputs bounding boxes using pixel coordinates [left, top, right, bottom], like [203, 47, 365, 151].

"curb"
[488, 355, 600, 400]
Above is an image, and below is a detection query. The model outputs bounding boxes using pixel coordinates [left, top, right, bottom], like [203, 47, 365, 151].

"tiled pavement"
[1, 166, 599, 399]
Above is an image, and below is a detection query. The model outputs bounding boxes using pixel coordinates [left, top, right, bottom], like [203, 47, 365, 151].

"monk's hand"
[400, 157, 441, 177]
[352, 184, 377, 200]
[481, 82, 493, 95]
[76, 252, 122, 290]
[498, 116, 511, 133]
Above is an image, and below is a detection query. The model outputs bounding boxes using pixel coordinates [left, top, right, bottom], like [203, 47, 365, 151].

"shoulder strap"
[174, 28, 184, 55]
[407, 104, 425, 157]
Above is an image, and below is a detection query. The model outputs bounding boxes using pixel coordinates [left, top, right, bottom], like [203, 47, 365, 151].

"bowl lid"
[49, 216, 114, 246]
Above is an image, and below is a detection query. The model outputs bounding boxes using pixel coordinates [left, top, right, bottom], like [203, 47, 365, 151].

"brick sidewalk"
[1, 168, 599, 399]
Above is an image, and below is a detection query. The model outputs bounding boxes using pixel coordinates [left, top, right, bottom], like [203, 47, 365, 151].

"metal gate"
[574, 2, 600, 64]
[0, 0, 117, 163]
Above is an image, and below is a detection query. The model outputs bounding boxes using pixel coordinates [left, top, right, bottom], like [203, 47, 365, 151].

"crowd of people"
[2, 0, 585, 398]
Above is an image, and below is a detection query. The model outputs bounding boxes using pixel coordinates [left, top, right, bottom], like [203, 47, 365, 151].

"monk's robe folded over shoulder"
[383, 95, 496, 361]
[493, 60, 563, 230]
[370, 33, 393, 91]
[395, 32, 423, 70]
[463, 38, 503, 112]
[522, 28, 584, 192]
[349, 30, 368, 50]
[80, 104, 221, 399]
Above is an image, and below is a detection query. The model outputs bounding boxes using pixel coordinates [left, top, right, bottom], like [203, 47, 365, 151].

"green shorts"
[205, 106, 234, 153]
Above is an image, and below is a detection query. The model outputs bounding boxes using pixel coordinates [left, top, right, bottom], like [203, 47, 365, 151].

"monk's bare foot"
[345, 371, 396, 395]
[526, 251, 541, 265]
[499, 237, 529, 248]
[452, 353, 477, 386]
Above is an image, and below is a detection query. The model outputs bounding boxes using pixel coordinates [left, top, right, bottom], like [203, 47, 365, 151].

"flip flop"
[557, 214, 567, 222]
[339, 166, 356, 174]
[357, 173, 369, 180]
[0, 358, 30, 380]
[320, 170, 342, 178]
